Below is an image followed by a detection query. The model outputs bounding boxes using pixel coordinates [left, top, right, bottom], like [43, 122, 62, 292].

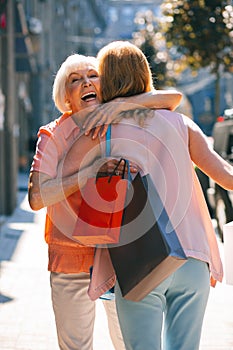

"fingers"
[114, 159, 138, 175]
[84, 124, 108, 139]
[83, 105, 107, 130]
[100, 124, 109, 138]
[84, 115, 107, 138]
[129, 165, 138, 173]
[98, 159, 139, 176]
[99, 159, 118, 173]
[82, 111, 97, 129]
[83, 117, 102, 132]
[83, 105, 124, 139]
[90, 125, 103, 139]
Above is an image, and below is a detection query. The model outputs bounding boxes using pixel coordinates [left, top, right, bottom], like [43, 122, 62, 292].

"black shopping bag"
[108, 173, 187, 302]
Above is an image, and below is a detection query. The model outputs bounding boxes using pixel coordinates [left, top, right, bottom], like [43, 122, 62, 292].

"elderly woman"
[28, 52, 181, 350]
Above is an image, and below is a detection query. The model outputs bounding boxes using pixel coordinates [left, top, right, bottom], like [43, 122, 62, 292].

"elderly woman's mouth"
[81, 92, 97, 101]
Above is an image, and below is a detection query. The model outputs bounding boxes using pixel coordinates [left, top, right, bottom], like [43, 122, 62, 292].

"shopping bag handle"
[109, 158, 131, 183]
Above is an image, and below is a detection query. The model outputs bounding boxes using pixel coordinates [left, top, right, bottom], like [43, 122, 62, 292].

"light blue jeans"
[115, 258, 210, 350]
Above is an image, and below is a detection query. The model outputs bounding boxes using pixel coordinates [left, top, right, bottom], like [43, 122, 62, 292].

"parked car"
[207, 108, 233, 241]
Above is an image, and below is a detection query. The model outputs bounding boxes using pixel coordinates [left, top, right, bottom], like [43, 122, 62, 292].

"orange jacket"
[31, 113, 94, 273]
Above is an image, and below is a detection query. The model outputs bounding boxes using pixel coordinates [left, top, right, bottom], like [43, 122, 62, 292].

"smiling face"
[65, 63, 101, 113]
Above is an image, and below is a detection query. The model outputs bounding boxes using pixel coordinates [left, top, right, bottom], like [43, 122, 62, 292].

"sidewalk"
[0, 172, 233, 350]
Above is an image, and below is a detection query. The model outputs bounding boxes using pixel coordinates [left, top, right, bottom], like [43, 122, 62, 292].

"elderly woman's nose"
[83, 76, 91, 85]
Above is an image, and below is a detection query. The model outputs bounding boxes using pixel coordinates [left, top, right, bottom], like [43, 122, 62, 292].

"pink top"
[89, 109, 223, 299]
[31, 112, 95, 273]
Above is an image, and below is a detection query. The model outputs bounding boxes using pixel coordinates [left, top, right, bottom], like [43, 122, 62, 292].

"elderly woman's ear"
[65, 100, 71, 109]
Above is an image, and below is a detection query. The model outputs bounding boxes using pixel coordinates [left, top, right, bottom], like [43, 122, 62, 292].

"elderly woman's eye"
[71, 77, 81, 83]
[88, 70, 99, 78]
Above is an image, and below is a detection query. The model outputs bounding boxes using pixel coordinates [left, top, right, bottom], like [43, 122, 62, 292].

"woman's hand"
[83, 102, 145, 139]
[95, 158, 138, 176]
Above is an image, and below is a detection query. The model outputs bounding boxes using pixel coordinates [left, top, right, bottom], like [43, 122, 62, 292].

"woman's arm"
[28, 165, 92, 211]
[118, 90, 182, 111]
[82, 90, 182, 138]
[28, 133, 100, 211]
[187, 118, 233, 190]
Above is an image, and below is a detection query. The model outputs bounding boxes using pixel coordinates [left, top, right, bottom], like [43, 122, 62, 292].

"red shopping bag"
[72, 162, 128, 245]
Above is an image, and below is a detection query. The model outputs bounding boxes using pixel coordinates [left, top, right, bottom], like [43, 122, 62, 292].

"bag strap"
[106, 125, 131, 185]
[124, 159, 132, 184]
[106, 125, 111, 157]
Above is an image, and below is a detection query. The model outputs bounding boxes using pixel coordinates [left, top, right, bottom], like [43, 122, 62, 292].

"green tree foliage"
[161, 0, 233, 74]
[161, 0, 233, 116]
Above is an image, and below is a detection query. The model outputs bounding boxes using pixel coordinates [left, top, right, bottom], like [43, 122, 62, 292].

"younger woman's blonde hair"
[52, 54, 98, 113]
[97, 41, 154, 103]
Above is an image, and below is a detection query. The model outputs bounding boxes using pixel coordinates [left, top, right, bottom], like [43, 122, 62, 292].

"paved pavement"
[0, 172, 233, 350]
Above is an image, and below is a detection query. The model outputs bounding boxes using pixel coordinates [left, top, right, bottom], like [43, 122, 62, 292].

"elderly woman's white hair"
[52, 54, 98, 113]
